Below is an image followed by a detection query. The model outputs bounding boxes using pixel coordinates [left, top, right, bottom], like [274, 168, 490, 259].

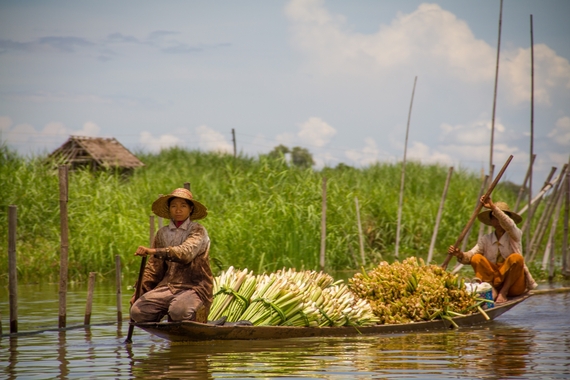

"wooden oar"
[441, 155, 513, 270]
[125, 255, 147, 344]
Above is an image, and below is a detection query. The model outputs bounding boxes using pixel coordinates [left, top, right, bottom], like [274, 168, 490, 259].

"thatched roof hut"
[49, 136, 144, 173]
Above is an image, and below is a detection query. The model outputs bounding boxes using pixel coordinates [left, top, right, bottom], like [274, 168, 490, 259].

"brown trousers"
[130, 286, 207, 323]
[471, 253, 526, 297]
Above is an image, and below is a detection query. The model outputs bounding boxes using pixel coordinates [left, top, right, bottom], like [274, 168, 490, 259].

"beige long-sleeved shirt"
[140, 218, 213, 308]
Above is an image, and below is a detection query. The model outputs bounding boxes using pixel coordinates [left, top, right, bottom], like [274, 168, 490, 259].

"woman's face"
[169, 198, 192, 222]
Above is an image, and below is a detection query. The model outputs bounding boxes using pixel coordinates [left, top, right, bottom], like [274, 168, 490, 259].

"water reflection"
[5, 336, 18, 379]
[1, 287, 569, 379]
[58, 331, 69, 379]
[134, 343, 213, 379]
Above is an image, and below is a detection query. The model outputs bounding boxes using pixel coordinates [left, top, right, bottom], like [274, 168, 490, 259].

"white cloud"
[195, 125, 233, 154]
[275, 132, 296, 146]
[407, 141, 453, 165]
[0, 117, 95, 154]
[439, 118, 509, 146]
[297, 117, 336, 147]
[502, 45, 570, 106]
[286, 1, 495, 80]
[139, 131, 184, 153]
[547, 116, 570, 146]
[72, 121, 101, 137]
[285, 0, 570, 104]
[345, 137, 390, 166]
[0, 116, 12, 132]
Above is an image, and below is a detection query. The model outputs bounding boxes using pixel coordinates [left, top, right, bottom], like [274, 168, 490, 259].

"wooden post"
[529, 165, 567, 261]
[158, 193, 164, 228]
[461, 175, 489, 252]
[8, 205, 18, 333]
[562, 170, 570, 275]
[486, 165, 495, 235]
[479, 168, 493, 241]
[519, 167, 557, 216]
[320, 177, 327, 271]
[115, 255, 122, 323]
[355, 197, 365, 266]
[84, 272, 96, 325]
[514, 154, 536, 212]
[541, 178, 565, 272]
[184, 183, 191, 191]
[489, 0, 504, 178]
[58, 165, 69, 329]
[520, 167, 558, 255]
[427, 167, 453, 263]
[527, 14, 535, 258]
[395, 76, 417, 259]
[232, 128, 237, 158]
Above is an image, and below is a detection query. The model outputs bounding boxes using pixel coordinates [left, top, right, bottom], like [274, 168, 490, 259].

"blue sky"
[1, 0, 569, 192]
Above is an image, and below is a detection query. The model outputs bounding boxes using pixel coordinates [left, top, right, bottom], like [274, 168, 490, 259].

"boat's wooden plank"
[135, 295, 530, 342]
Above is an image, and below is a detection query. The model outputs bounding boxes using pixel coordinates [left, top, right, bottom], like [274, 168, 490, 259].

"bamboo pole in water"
[529, 165, 567, 261]
[84, 272, 96, 325]
[542, 178, 566, 273]
[515, 154, 536, 212]
[427, 167, 453, 264]
[520, 167, 557, 249]
[355, 196, 365, 266]
[562, 170, 570, 275]
[58, 165, 69, 329]
[527, 14, 535, 260]
[320, 177, 327, 271]
[479, 166, 494, 241]
[232, 129, 237, 158]
[395, 76, 417, 259]
[115, 255, 122, 323]
[9, 205, 18, 333]
[489, 0, 503, 178]
[158, 193, 164, 229]
[452, 174, 490, 274]
[461, 175, 489, 252]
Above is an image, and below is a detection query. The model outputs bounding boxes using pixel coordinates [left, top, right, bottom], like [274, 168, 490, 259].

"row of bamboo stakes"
[3, 154, 570, 336]
[1, 176, 187, 336]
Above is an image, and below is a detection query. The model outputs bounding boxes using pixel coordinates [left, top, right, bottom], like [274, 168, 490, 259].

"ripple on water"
[1, 291, 569, 378]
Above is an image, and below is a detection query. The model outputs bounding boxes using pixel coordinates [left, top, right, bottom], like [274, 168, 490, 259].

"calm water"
[1, 281, 570, 379]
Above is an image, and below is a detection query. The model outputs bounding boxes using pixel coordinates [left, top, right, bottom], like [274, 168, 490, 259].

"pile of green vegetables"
[207, 267, 379, 327]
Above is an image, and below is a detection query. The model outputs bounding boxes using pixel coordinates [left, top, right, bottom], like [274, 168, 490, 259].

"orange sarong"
[470, 253, 526, 297]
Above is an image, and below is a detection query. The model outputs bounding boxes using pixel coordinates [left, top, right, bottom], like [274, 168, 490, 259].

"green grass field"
[0, 143, 566, 283]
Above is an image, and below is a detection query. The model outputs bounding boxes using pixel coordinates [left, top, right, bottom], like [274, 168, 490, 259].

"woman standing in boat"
[448, 195, 537, 304]
[130, 188, 213, 323]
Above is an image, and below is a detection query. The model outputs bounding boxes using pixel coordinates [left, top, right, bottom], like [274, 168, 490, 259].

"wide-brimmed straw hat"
[477, 201, 522, 225]
[151, 188, 208, 220]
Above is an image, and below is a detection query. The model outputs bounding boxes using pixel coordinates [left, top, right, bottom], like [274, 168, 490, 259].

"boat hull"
[134, 295, 530, 342]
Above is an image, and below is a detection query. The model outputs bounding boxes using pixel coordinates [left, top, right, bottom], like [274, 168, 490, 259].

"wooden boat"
[134, 294, 530, 342]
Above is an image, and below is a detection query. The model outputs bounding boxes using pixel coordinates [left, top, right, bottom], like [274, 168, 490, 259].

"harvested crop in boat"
[348, 257, 479, 324]
[208, 267, 379, 327]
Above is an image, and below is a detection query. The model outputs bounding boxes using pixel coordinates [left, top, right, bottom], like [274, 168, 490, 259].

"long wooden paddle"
[125, 255, 147, 344]
[441, 155, 513, 270]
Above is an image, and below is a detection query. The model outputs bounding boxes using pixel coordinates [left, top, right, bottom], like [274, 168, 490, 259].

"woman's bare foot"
[495, 293, 508, 304]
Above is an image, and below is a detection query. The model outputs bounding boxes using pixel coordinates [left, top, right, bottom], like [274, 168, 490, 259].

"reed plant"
[1, 143, 565, 283]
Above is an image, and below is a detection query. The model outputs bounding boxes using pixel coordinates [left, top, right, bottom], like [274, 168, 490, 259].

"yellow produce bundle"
[348, 257, 478, 325]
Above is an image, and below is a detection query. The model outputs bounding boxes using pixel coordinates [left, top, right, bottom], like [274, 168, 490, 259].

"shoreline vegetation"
[1, 144, 567, 284]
